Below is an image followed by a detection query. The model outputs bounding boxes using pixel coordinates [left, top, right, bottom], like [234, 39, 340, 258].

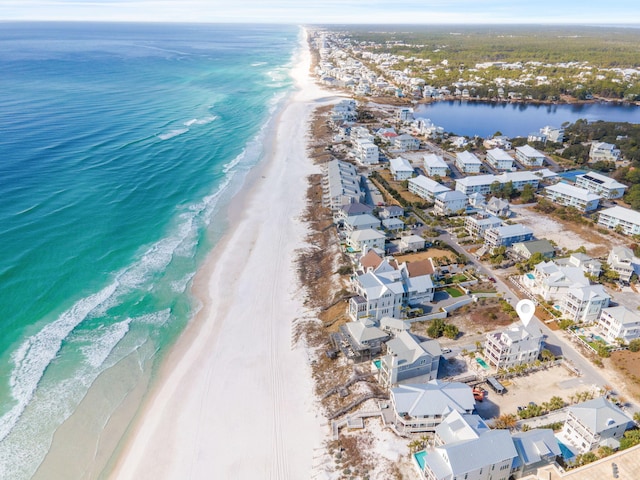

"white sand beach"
[112, 31, 338, 479]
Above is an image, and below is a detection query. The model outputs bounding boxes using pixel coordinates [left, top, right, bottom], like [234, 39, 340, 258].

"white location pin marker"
[516, 299, 535, 326]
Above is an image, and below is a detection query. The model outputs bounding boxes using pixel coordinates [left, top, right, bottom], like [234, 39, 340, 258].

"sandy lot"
[513, 206, 612, 257]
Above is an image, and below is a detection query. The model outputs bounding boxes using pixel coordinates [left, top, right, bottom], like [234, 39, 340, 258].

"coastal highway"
[436, 230, 639, 414]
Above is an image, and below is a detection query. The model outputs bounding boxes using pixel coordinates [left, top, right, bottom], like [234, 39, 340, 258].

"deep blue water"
[415, 100, 640, 137]
[0, 22, 298, 477]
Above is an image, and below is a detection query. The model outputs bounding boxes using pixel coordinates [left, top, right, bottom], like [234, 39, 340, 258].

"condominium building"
[408, 175, 450, 201]
[598, 205, 640, 236]
[515, 145, 545, 167]
[389, 156, 415, 180]
[433, 190, 468, 216]
[484, 224, 534, 249]
[423, 153, 449, 177]
[544, 183, 601, 212]
[486, 148, 514, 171]
[465, 212, 503, 239]
[455, 151, 483, 174]
[575, 171, 627, 199]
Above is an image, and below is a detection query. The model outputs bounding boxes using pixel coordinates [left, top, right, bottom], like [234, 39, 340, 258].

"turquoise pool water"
[476, 358, 489, 369]
[414, 451, 427, 470]
[373, 359, 381, 369]
[557, 170, 589, 183]
[526, 273, 535, 280]
[557, 440, 575, 460]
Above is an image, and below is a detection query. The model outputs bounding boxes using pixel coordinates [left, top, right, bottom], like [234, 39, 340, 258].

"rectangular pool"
[414, 451, 427, 470]
[556, 440, 575, 461]
[476, 358, 490, 370]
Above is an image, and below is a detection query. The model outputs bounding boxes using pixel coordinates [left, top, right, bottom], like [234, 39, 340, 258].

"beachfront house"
[544, 183, 601, 212]
[378, 205, 404, 219]
[417, 411, 517, 480]
[575, 171, 627, 200]
[346, 229, 386, 253]
[559, 397, 632, 454]
[335, 318, 390, 362]
[589, 142, 620, 162]
[486, 148, 515, 171]
[484, 316, 543, 370]
[598, 205, 640, 236]
[389, 156, 415, 181]
[382, 217, 405, 233]
[334, 202, 373, 224]
[423, 153, 448, 178]
[597, 306, 640, 344]
[515, 145, 545, 167]
[433, 190, 468, 216]
[408, 175, 450, 202]
[378, 330, 441, 387]
[343, 213, 381, 233]
[464, 212, 503, 239]
[484, 224, 534, 250]
[389, 380, 475, 434]
[455, 151, 482, 174]
[607, 246, 638, 283]
[353, 137, 380, 165]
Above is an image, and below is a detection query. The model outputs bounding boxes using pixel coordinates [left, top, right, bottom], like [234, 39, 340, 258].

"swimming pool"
[556, 440, 575, 461]
[526, 273, 535, 280]
[476, 358, 490, 370]
[373, 359, 381, 370]
[414, 451, 428, 470]
[557, 170, 589, 183]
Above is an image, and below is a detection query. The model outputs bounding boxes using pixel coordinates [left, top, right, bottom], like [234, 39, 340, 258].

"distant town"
[302, 28, 640, 480]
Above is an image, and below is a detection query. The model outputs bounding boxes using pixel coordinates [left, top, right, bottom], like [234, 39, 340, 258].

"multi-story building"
[575, 171, 627, 199]
[559, 284, 610, 323]
[607, 246, 638, 283]
[343, 213, 381, 232]
[522, 261, 590, 301]
[567, 252, 602, 278]
[589, 142, 620, 162]
[455, 172, 539, 195]
[540, 125, 564, 143]
[418, 411, 517, 480]
[408, 175, 450, 201]
[484, 224, 534, 249]
[598, 306, 640, 344]
[325, 159, 364, 209]
[559, 397, 631, 454]
[423, 153, 448, 177]
[433, 190, 468, 216]
[346, 229, 386, 252]
[389, 380, 475, 434]
[353, 137, 380, 165]
[378, 330, 441, 386]
[484, 317, 543, 370]
[394, 133, 420, 151]
[512, 239, 555, 260]
[465, 212, 503, 239]
[515, 145, 545, 167]
[598, 205, 640, 236]
[486, 148, 515, 171]
[389, 156, 415, 180]
[455, 151, 483, 174]
[544, 183, 601, 212]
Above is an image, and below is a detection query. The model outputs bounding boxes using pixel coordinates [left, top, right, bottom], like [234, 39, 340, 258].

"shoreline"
[110, 28, 341, 479]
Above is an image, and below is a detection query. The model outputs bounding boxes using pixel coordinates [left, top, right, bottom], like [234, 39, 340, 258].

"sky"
[1, 0, 639, 25]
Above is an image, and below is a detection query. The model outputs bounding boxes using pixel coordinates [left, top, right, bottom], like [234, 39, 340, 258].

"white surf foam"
[157, 128, 188, 140]
[184, 115, 217, 127]
[79, 319, 132, 369]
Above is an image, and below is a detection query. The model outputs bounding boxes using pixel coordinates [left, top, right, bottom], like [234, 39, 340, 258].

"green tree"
[520, 183, 536, 203]
[443, 324, 459, 339]
[427, 318, 446, 338]
[628, 339, 640, 352]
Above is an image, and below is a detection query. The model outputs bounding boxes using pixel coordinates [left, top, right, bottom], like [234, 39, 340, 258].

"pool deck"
[534, 443, 640, 480]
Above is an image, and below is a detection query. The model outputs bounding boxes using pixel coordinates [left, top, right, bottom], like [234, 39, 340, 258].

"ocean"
[0, 22, 299, 477]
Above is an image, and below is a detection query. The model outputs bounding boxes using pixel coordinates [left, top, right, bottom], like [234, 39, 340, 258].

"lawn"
[445, 287, 464, 298]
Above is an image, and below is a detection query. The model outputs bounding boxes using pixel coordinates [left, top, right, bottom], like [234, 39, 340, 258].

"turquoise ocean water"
[0, 22, 298, 477]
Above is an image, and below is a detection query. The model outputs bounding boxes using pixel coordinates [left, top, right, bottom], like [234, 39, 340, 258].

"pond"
[414, 100, 640, 138]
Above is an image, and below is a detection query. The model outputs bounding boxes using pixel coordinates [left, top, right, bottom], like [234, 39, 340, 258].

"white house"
[418, 411, 517, 480]
[343, 213, 381, 232]
[484, 316, 544, 370]
[598, 306, 640, 344]
[382, 217, 405, 233]
[544, 183, 601, 212]
[485, 196, 511, 217]
[484, 224, 534, 249]
[559, 284, 611, 322]
[575, 171, 627, 199]
[515, 145, 545, 167]
[511, 429, 561, 479]
[486, 148, 515, 171]
[378, 330, 441, 386]
[465, 212, 503, 239]
[423, 153, 449, 177]
[397, 107, 414, 122]
[607, 246, 638, 283]
[408, 175, 451, 202]
[540, 125, 564, 143]
[389, 156, 415, 181]
[394, 133, 420, 152]
[589, 142, 620, 162]
[338, 318, 390, 362]
[598, 205, 640, 236]
[559, 397, 632, 454]
[399, 234, 426, 253]
[353, 137, 380, 165]
[522, 261, 590, 302]
[378, 205, 404, 219]
[455, 151, 483, 174]
[389, 380, 475, 434]
[347, 229, 386, 253]
[434, 190, 468, 216]
[567, 252, 602, 277]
